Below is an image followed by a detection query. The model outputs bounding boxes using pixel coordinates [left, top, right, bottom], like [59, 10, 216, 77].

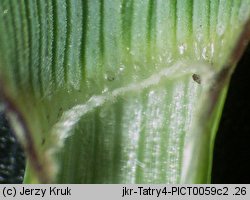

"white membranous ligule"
[47, 61, 216, 182]
[50, 61, 215, 150]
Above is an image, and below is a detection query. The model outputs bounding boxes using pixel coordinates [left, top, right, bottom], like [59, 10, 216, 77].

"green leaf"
[0, 0, 249, 183]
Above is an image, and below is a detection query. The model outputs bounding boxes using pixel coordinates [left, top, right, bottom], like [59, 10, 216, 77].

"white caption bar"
[0, 185, 249, 200]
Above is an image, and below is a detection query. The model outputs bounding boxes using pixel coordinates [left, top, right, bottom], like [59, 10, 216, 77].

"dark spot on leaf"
[192, 74, 201, 84]
[107, 76, 115, 81]
[41, 138, 45, 145]
[57, 107, 63, 118]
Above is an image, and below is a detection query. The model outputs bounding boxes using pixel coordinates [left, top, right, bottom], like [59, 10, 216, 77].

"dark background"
[212, 44, 250, 183]
[0, 45, 250, 184]
[0, 113, 25, 183]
